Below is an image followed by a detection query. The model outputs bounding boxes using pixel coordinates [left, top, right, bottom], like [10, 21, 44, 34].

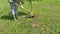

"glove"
[21, 5, 25, 9]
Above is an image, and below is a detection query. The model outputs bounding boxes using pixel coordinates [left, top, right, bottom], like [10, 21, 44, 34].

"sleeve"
[18, 0, 24, 4]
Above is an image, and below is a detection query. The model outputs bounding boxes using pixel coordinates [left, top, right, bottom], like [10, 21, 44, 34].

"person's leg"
[13, 0, 18, 19]
[14, 3, 18, 19]
[9, 0, 18, 21]
[10, 3, 17, 20]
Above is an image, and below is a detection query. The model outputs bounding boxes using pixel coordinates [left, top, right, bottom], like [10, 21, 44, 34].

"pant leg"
[10, 2, 18, 16]
[10, 3, 15, 16]
[14, 0, 18, 18]
[10, 0, 18, 20]
[14, 3, 18, 17]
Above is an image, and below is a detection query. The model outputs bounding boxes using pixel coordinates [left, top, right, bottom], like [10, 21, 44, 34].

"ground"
[0, 0, 60, 34]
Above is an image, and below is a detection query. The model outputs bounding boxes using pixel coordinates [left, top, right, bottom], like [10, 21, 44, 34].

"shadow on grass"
[1, 15, 13, 20]
[0, 12, 27, 20]
[18, 12, 27, 16]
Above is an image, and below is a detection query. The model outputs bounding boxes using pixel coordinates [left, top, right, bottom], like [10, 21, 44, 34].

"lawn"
[0, 0, 60, 34]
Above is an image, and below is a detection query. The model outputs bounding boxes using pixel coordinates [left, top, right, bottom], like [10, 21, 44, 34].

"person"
[9, 0, 24, 21]
[9, 0, 33, 21]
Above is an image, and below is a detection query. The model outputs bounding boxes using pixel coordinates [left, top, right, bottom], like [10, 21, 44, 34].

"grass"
[0, 0, 60, 34]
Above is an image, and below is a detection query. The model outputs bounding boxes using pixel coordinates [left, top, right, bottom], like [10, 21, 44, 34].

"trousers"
[9, 0, 18, 17]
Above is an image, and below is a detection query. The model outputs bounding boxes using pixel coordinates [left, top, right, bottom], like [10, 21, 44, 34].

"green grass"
[0, 0, 60, 34]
